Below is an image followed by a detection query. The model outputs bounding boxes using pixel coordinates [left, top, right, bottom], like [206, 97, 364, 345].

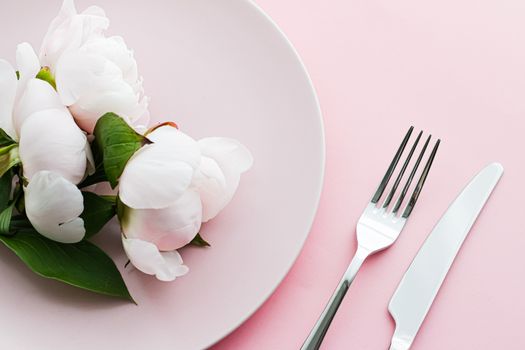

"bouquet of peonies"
[0, 0, 252, 302]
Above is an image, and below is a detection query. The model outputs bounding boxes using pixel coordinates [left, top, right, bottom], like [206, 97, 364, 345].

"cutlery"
[388, 162, 503, 350]
[301, 127, 440, 350]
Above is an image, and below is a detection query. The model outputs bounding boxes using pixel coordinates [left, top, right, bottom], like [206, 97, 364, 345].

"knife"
[388, 162, 504, 350]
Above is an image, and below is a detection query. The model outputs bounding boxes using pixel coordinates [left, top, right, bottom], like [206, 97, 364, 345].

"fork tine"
[401, 138, 440, 218]
[371, 126, 414, 203]
[382, 131, 423, 209]
[392, 135, 431, 214]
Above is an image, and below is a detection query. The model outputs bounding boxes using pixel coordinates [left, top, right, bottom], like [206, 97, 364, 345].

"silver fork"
[301, 127, 440, 350]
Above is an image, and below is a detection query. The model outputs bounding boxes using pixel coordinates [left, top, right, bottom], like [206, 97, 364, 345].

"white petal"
[118, 139, 199, 209]
[25, 171, 85, 243]
[39, 0, 109, 69]
[81, 36, 138, 85]
[16, 43, 40, 78]
[67, 90, 138, 133]
[13, 78, 63, 134]
[195, 137, 253, 222]
[122, 237, 189, 282]
[122, 189, 202, 250]
[0, 59, 17, 139]
[199, 137, 253, 173]
[77, 5, 108, 42]
[147, 125, 201, 169]
[132, 108, 150, 131]
[19, 108, 87, 184]
[55, 50, 147, 133]
[15, 43, 40, 102]
[133, 123, 148, 136]
[55, 50, 116, 105]
[191, 156, 228, 222]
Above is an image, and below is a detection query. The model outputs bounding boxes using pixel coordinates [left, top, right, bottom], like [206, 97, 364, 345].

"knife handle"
[301, 247, 368, 350]
[389, 332, 412, 350]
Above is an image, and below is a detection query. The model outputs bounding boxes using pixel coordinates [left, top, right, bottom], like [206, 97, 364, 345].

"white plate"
[0, 1, 324, 349]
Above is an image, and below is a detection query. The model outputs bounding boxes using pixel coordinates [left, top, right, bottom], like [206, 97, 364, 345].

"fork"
[301, 126, 440, 350]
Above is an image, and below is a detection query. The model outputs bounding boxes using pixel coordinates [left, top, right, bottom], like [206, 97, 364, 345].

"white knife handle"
[301, 247, 368, 350]
[389, 332, 412, 350]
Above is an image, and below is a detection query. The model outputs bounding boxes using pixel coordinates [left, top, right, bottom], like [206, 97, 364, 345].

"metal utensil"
[301, 127, 440, 350]
[388, 162, 503, 350]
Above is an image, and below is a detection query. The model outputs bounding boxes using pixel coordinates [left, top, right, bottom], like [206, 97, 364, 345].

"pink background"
[0, 0, 522, 349]
[213, 0, 525, 349]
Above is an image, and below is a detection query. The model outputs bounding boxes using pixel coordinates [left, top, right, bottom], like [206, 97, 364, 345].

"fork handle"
[300, 247, 368, 350]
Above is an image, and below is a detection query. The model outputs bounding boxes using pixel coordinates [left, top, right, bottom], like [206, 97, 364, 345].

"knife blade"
[388, 162, 504, 350]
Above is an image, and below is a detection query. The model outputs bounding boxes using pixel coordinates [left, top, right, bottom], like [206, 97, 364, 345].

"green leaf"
[189, 233, 211, 247]
[80, 191, 116, 238]
[10, 218, 33, 233]
[0, 128, 15, 148]
[14, 189, 25, 214]
[0, 228, 134, 302]
[93, 113, 148, 188]
[35, 66, 56, 90]
[0, 170, 17, 234]
[99, 195, 117, 203]
[0, 203, 14, 235]
[0, 170, 13, 212]
[78, 167, 107, 188]
[0, 144, 20, 178]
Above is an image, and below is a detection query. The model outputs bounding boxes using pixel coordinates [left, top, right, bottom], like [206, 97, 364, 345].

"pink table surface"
[213, 0, 525, 349]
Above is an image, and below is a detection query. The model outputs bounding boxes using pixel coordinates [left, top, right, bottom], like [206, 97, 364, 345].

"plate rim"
[205, 0, 326, 347]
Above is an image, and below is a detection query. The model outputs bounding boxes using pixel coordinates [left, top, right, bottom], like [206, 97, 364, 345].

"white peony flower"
[25, 171, 85, 243]
[41, 0, 149, 133]
[122, 237, 188, 282]
[118, 124, 202, 253]
[117, 124, 252, 280]
[39, 0, 109, 70]
[0, 43, 89, 184]
[119, 125, 201, 209]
